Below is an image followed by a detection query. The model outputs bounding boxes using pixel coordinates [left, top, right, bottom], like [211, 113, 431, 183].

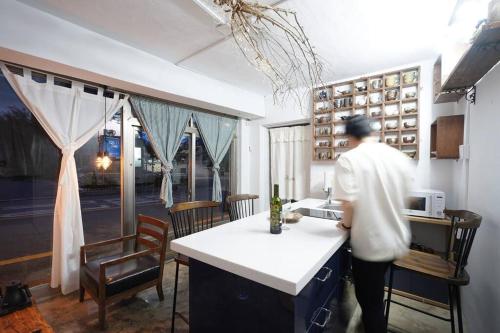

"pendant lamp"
[96, 87, 112, 170]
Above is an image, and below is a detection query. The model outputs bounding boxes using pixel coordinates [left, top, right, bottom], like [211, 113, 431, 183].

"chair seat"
[175, 254, 189, 266]
[82, 253, 160, 296]
[394, 250, 469, 285]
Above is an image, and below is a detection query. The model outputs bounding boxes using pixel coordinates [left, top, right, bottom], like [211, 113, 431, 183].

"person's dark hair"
[344, 115, 371, 139]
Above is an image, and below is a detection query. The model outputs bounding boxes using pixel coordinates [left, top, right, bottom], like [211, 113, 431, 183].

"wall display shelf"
[312, 67, 420, 161]
[434, 21, 500, 104]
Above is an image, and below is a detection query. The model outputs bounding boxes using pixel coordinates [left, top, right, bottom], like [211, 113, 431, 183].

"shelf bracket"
[465, 85, 476, 104]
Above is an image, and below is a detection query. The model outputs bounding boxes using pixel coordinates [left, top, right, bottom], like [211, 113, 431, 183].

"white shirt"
[333, 139, 413, 262]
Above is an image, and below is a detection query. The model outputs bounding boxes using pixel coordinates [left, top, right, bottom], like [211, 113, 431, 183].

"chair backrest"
[134, 215, 169, 262]
[226, 194, 259, 221]
[444, 209, 482, 279]
[169, 201, 220, 239]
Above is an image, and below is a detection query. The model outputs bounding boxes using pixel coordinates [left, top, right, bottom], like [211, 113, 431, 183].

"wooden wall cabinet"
[430, 115, 464, 159]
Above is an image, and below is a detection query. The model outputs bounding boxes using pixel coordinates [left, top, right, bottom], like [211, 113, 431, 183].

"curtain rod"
[265, 121, 310, 129]
[1, 60, 238, 120]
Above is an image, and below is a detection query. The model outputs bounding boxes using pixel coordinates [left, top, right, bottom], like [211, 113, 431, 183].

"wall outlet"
[459, 144, 470, 160]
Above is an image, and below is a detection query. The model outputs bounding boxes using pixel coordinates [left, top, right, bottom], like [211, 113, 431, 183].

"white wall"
[241, 59, 463, 212]
[455, 63, 500, 333]
[0, 0, 265, 119]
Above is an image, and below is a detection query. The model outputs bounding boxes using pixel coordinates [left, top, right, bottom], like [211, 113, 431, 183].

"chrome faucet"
[324, 187, 333, 205]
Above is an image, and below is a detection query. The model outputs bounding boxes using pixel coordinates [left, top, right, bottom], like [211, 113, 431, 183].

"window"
[0, 72, 60, 286]
[75, 111, 122, 244]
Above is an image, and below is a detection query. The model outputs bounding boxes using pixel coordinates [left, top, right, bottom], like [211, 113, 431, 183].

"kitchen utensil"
[371, 122, 382, 131]
[319, 90, 328, 100]
[0, 281, 32, 316]
[356, 96, 367, 106]
[356, 85, 367, 92]
[371, 111, 382, 117]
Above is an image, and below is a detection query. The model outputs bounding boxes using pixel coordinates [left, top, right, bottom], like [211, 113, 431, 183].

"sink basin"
[318, 203, 343, 211]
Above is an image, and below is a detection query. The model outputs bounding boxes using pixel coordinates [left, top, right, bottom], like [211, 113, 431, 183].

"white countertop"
[170, 198, 348, 296]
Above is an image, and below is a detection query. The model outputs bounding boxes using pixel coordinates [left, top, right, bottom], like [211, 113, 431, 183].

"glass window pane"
[0, 73, 60, 286]
[75, 111, 122, 244]
[195, 136, 231, 204]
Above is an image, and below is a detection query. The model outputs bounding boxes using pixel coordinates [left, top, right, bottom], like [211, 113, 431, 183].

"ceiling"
[17, 0, 456, 95]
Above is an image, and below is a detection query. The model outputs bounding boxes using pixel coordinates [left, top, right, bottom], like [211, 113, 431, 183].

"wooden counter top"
[407, 215, 451, 226]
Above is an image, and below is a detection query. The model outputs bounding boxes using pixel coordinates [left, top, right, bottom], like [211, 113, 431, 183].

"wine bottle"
[270, 184, 282, 234]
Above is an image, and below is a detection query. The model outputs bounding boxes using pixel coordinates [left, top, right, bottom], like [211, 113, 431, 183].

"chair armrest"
[98, 248, 160, 284]
[80, 235, 136, 266]
[82, 235, 136, 251]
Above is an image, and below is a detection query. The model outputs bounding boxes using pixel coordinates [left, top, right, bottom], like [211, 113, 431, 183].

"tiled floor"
[32, 261, 455, 333]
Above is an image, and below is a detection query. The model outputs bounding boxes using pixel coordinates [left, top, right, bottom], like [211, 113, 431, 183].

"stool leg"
[171, 261, 180, 333]
[385, 264, 394, 330]
[448, 284, 455, 333]
[456, 286, 464, 333]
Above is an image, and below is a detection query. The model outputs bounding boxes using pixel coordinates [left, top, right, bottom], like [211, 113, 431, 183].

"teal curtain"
[194, 112, 237, 202]
[131, 96, 192, 208]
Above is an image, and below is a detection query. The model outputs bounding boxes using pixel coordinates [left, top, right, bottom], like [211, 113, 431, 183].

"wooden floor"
[30, 261, 457, 333]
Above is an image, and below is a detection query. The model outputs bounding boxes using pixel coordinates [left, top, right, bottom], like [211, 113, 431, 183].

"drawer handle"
[311, 307, 332, 328]
[314, 267, 332, 282]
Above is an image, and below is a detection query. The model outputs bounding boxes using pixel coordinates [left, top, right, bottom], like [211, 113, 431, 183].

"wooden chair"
[79, 215, 169, 330]
[169, 200, 220, 333]
[385, 209, 482, 333]
[226, 194, 259, 221]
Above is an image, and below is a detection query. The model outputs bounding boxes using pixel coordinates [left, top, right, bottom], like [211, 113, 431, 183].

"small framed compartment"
[369, 76, 383, 92]
[314, 100, 332, 114]
[370, 119, 383, 132]
[315, 138, 332, 148]
[401, 116, 418, 131]
[384, 72, 400, 89]
[402, 69, 419, 86]
[384, 103, 400, 118]
[334, 124, 346, 135]
[384, 87, 400, 103]
[385, 133, 400, 147]
[334, 82, 353, 98]
[402, 100, 418, 115]
[401, 131, 417, 145]
[368, 91, 383, 105]
[335, 137, 350, 149]
[334, 96, 353, 109]
[354, 79, 368, 94]
[315, 87, 332, 102]
[314, 113, 332, 125]
[315, 126, 332, 136]
[384, 118, 400, 132]
[402, 85, 418, 101]
[316, 150, 333, 160]
[354, 94, 368, 107]
[369, 105, 383, 118]
[334, 110, 351, 121]
[353, 107, 367, 116]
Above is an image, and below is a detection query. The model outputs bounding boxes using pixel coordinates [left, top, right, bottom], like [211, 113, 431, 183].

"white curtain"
[270, 126, 311, 200]
[0, 63, 127, 294]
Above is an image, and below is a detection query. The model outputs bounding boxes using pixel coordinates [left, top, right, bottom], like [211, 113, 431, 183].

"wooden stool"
[385, 209, 482, 333]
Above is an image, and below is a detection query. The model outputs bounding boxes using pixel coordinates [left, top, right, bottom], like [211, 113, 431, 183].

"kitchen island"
[171, 198, 349, 333]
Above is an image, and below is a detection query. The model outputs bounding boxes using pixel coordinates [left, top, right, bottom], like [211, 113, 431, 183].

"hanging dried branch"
[213, 0, 324, 111]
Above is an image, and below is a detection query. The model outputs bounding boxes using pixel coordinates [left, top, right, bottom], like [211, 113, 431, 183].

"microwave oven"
[403, 190, 446, 219]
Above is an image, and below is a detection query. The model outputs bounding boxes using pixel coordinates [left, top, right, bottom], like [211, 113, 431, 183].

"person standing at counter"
[333, 115, 413, 333]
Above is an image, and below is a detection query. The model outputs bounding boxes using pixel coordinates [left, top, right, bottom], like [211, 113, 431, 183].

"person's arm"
[340, 200, 353, 230]
[332, 156, 357, 231]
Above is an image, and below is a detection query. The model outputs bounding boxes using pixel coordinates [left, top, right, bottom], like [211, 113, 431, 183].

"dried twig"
[214, 0, 324, 112]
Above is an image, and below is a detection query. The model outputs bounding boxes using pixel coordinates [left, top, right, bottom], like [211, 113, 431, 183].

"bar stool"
[168, 200, 220, 333]
[226, 194, 259, 221]
[385, 209, 482, 333]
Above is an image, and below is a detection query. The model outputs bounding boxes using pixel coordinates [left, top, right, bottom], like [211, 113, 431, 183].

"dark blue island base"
[189, 244, 348, 333]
